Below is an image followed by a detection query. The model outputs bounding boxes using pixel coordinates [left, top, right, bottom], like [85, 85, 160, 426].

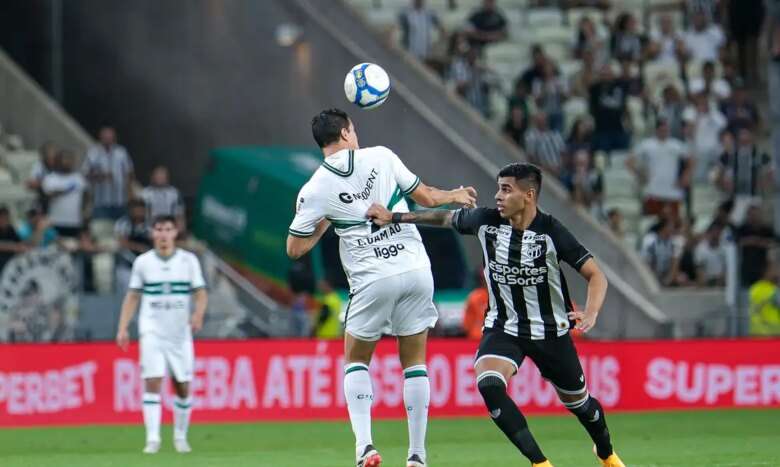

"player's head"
[151, 215, 178, 250]
[495, 163, 542, 218]
[311, 108, 359, 151]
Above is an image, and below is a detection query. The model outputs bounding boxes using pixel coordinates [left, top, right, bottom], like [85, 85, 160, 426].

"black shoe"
[357, 444, 382, 467]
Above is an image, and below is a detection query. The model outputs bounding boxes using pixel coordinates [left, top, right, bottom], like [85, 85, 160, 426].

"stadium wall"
[2, 339, 779, 426]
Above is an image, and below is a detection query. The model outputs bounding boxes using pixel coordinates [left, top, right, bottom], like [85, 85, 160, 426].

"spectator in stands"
[573, 16, 607, 63]
[686, 0, 721, 24]
[17, 207, 58, 248]
[589, 64, 631, 158]
[694, 223, 726, 286]
[610, 12, 645, 62]
[43, 150, 89, 238]
[464, 0, 508, 51]
[688, 61, 731, 102]
[25, 141, 58, 205]
[736, 205, 776, 288]
[519, 44, 549, 90]
[640, 217, 686, 286]
[656, 84, 686, 140]
[606, 208, 625, 240]
[462, 269, 487, 340]
[82, 126, 135, 221]
[502, 79, 530, 147]
[627, 119, 691, 218]
[648, 13, 684, 64]
[525, 111, 565, 177]
[531, 59, 568, 132]
[398, 0, 444, 64]
[569, 47, 598, 98]
[0, 206, 27, 274]
[726, 0, 765, 86]
[749, 262, 780, 336]
[720, 79, 761, 133]
[567, 149, 604, 214]
[141, 166, 184, 224]
[683, 91, 727, 182]
[288, 259, 316, 337]
[452, 47, 493, 117]
[114, 199, 152, 290]
[567, 116, 594, 157]
[713, 127, 773, 223]
[682, 11, 725, 62]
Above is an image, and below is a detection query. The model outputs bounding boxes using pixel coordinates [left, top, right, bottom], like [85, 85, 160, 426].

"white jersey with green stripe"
[289, 146, 431, 294]
[128, 248, 206, 341]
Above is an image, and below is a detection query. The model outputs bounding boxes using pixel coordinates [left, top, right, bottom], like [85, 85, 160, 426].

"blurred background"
[0, 0, 779, 347]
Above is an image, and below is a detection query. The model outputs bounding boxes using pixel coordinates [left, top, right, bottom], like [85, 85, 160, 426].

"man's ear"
[340, 127, 349, 142]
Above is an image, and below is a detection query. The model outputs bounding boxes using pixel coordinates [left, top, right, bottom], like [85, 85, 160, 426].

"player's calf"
[476, 370, 547, 464]
[560, 391, 613, 460]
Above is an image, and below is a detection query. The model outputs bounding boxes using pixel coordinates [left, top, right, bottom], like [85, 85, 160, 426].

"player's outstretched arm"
[567, 258, 608, 333]
[366, 203, 454, 228]
[286, 219, 331, 260]
[408, 182, 477, 208]
[116, 290, 141, 352]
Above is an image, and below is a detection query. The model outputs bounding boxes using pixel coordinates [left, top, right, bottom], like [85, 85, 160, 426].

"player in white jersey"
[287, 109, 477, 467]
[116, 215, 208, 454]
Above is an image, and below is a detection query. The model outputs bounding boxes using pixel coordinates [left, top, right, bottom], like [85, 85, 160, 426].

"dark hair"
[151, 215, 177, 227]
[497, 163, 543, 194]
[0, 206, 9, 217]
[311, 108, 351, 148]
[128, 199, 146, 209]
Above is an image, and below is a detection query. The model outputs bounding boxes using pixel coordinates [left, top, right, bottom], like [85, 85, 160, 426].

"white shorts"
[345, 268, 438, 341]
[140, 334, 194, 382]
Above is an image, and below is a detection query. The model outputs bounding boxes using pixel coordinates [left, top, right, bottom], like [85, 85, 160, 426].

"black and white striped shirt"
[141, 185, 183, 219]
[525, 128, 565, 172]
[453, 208, 592, 340]
[82, 144, 134, 208]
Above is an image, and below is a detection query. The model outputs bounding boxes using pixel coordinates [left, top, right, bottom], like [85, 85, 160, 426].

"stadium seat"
[526, 8, 563, 28]
[0, 166, 13, 184]
[2, 150, 38, 183]
[90, 219, 116, 241]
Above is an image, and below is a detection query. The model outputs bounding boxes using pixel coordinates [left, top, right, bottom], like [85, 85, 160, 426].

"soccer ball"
[344, 63, 390, 109]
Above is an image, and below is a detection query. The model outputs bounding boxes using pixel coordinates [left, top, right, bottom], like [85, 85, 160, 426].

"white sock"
[403, 365, 430, 461]
[173, 396, 192, 441]
[142, 392, 162, 443]
[344, 363, 373, 457]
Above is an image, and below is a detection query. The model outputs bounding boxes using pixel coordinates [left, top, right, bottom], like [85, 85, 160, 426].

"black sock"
[477, 374, 546, 463]
[567, 395, 613, 459]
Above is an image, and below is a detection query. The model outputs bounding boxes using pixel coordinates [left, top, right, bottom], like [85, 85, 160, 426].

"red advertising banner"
[1, 338, 779, 426]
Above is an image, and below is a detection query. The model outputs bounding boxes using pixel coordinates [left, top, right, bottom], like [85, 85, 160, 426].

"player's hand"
[453, 186, 477, 208]
[568, 309, 598, 333]
[191, 313, 205, 334]
[116, 328, 130, 352]
[365, 203, 393, 226]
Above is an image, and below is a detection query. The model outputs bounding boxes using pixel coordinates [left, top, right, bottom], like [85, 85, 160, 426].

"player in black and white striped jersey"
[366, 163, 625, 467]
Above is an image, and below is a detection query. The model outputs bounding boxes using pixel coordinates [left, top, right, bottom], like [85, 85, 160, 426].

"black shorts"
[475, 327, 586, 394]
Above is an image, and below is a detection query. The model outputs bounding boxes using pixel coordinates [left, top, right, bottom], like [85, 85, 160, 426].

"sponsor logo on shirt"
[337, 168, 378, 204]
[488, 260, 548, 286]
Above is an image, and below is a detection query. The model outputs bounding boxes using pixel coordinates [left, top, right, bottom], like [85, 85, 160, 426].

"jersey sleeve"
[452, 208, 497, 236]
[128, 257, 144, 291]
[383, 147, 421, 195]
[190, 254, 207, 290]
[288, 183, 325, 238]
[550, 217, 592, 270]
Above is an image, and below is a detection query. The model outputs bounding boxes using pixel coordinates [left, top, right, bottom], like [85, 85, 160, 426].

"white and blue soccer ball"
[344, 63, 390, 109]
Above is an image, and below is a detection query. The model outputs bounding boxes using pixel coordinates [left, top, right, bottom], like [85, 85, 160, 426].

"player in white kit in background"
[287, 109, 477, 467]
[115, 215, 208, 454]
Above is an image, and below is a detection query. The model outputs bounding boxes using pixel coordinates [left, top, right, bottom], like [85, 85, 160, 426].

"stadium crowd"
[395, 0, 778, 296]
[0, 125, 187, 341]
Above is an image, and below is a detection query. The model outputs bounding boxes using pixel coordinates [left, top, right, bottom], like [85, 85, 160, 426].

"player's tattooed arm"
[366, 203, 453, 228]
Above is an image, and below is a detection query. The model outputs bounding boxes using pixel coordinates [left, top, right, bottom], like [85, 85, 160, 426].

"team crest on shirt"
[521, 243, 543, 264]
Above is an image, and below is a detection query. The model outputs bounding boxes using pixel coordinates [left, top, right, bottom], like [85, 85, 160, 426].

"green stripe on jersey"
[402, 177, 421, 195]
[387, 185, 404, 211]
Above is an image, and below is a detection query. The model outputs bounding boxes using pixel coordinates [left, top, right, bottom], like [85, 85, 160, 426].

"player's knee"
[476, 370, 508, 406]
[563, 391, 592, 416]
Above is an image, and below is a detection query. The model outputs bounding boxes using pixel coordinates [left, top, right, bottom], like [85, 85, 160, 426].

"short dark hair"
[0, 206, 9, 217]
[497, 163, 542, 194]
[128, 199, 146, 209]
[152, 215, 177, 228]
[311, 108, 351, 148]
